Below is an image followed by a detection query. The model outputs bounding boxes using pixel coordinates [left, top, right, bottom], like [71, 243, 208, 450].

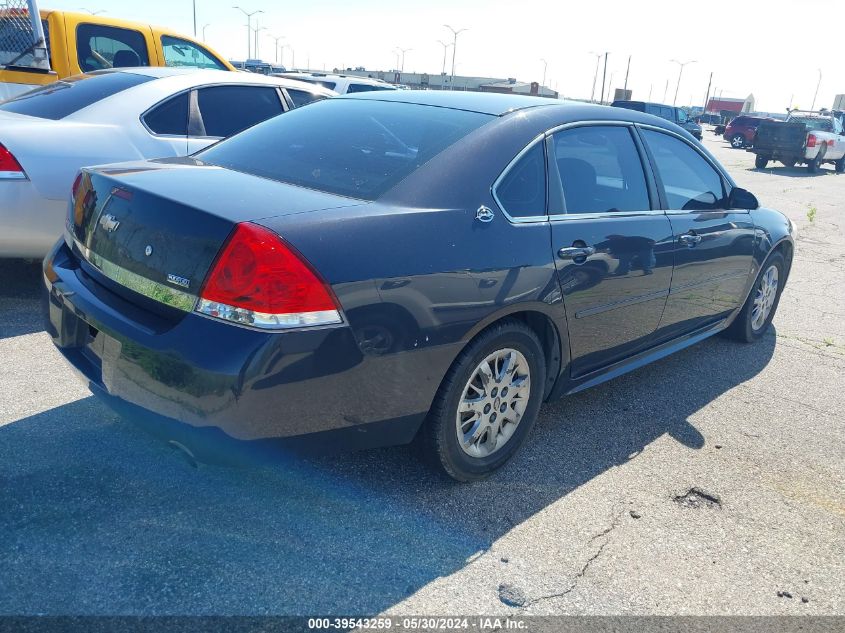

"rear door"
[546, 123, 674, 377]
[638, 127, 755, 340]
[186, 84, 287, 153]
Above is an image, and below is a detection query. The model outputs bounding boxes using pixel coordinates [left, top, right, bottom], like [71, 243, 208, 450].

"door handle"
[558, 246, 596, 260]
[679, 232, 702, 247]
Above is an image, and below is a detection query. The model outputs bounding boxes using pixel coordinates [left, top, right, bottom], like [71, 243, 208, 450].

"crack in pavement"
[513, 509, 626, 610]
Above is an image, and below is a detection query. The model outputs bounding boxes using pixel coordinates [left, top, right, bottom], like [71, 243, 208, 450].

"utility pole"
[437, 40, 452, 78]
[702, 71, 713, 113]
[648, 84, 653, 100]
[540, 58, 548, 90]
[600, 52, 608, 104]
[670, 59, 696, 106]
[192, 0, 197, 37]
[623, 54, 631, 91]
[589, 52, 602, 102]
[233, 6, 263, 60]
[810, 68, 822, 111]
[444, 24, 468, 91]
[663, 79, 669, 102]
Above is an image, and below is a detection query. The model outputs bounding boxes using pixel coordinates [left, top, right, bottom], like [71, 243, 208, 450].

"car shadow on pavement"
[0, 259, 43, 340]
[749, 166, 834, 178]
[0, 330, 776, 615]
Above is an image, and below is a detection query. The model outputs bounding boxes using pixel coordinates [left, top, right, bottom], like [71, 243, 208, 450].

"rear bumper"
[0, 182, 65, 258]
[44, 240, 428, 454]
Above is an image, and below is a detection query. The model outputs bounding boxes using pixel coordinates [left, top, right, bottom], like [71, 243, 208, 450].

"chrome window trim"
[492, 120, 667, 225]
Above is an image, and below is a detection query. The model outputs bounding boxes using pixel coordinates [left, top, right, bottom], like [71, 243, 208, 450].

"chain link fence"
[0, 0, 49, 69]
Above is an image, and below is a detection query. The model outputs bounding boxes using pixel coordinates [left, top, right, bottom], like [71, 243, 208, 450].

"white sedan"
[0, 67, 334, 258]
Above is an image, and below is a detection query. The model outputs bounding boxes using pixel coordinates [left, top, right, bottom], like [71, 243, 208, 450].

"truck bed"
[752, 121, 807, 155]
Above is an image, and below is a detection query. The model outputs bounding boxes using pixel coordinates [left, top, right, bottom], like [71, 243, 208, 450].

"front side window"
[161, 36, 226, 70]
[676, 108, 688, 123]
[76, 24, 149, 72]
[143, 91, 189, 135]
[550, 126, 650, 214]
[196, 99, 491, 200]
[494, 142, 546, 218]
[641, 129, 725, 211]
[196, 85, 284, 137]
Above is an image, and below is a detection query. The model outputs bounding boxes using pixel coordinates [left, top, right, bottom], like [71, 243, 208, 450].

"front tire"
[730, 134, 746, 148]
[726, 251, 786, 343]
[420, 320, 546, 481]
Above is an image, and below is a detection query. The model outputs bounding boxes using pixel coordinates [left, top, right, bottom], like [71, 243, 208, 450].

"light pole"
[540, 58, 547, 90]
[810, 68, 822, 111]
[269, 34, 285, 65]
[623, 54, 631, 91]
[233, 6, 263, 60]
[253, 25, 267, 59]
[670, 58, 696, 106]
[437, 40, 451, 77]
[192, 0, 197, 37]
[394, 47, 411, 73]
[600, 52, 608, 104]
[588, 52, 602, 102]
[78, 7, 105, 14]
[202, 23, 210, 42]
[443, 24, 468, 91]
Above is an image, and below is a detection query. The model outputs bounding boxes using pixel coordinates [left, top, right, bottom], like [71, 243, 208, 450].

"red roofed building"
[706, 94, 755, 114]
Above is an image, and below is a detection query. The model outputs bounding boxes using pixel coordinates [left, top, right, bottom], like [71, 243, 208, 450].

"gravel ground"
[0, 133, 842, 616]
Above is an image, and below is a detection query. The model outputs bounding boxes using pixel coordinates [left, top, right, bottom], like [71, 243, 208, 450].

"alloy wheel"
[455, 348, 531, 458]
[751, 265, 779, 331]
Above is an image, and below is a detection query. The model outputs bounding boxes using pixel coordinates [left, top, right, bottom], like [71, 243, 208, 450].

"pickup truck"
[1, 6, 234, 100]
[750, 112, 845, 173]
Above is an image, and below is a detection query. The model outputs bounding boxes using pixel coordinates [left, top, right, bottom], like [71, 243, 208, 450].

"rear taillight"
[71, 172, 83, 198]
[0, 143, 26, 179]
[197, 222, 342, 330]
[807, 134, 817, 148]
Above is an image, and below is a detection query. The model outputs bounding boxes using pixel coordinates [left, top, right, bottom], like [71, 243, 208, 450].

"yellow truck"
[1, 5, 235, 100]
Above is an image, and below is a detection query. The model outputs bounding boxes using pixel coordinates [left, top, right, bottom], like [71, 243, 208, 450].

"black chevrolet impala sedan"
[44, 91, 795, 481]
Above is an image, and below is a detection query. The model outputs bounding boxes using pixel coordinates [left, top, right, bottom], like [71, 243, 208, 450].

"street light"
[588, 52, 602, 102]
[192, 0, 197, 37]
[233, 6, 263, 60]
[810, 68, 822, 111]
[670, 59, 696, 106]
[253, 25, 267, 59]
[202, 23, 210, 42]
[437, 40, 452, 77]
[540, 58, 548, 90]
[269, 34, 285, 65]
[78, 8, 105, 14]
[394, 47, 412, 73]
[443, 24, 468, 91]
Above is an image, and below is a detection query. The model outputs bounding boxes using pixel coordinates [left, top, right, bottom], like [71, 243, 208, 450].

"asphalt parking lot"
[0, 132, 843, 616]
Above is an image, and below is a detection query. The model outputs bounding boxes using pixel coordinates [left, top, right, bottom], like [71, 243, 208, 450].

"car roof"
[339, 89, 562, 116]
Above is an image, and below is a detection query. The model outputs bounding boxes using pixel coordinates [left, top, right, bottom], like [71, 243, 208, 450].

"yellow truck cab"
[1, 8, 235, 100]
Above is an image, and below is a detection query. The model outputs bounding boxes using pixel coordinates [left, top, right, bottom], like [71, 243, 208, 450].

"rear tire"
[731, 134, 746, 148]
[725, 251, 786, 343]
[754, 155, 769, 169]
[420, 320, 546, 481]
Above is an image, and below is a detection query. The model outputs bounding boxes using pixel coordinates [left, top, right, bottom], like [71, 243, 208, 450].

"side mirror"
[728, 187, 759, 210]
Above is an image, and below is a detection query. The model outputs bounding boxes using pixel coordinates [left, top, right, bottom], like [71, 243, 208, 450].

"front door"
[638, 128, 755, 340]
[548, 124, 675, 377]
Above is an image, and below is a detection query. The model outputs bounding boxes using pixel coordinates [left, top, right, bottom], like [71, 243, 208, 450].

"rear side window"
[494, 142, 546, 218]
[196, 85, 284, 137]
[196, 99, 491, 200]
[76, 24, 149, 72]
[0, 71, 154, 120]
[551, 126, 650, 214]
[143, 91, 189, 135]
[642, 129, 725, 211]
[286, 88, 325, 108]
[161, 35, 226, 70]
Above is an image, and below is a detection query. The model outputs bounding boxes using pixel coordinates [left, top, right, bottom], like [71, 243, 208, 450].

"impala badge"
[476, 205, 495, 223]
[166, 273, 191, 289]
[99, 214, 120, 233]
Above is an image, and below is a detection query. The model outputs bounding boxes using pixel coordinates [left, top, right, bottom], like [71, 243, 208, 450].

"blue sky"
[44, 0, 842, 112]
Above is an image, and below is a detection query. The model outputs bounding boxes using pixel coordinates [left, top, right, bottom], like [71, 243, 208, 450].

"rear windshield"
[0, 71, 153, 119]
[788, 116, 833, 133]
[196, 98, 492, 200]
